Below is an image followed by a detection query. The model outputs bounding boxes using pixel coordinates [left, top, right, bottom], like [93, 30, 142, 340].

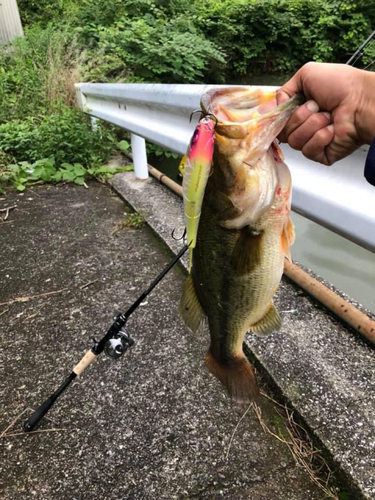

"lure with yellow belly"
[182, 117, 215, 272]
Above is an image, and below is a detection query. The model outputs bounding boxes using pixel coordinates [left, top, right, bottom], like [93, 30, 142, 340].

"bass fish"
[180, 88, 303, 403]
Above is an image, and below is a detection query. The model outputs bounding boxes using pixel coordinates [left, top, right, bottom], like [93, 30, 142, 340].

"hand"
[276, 62, 375, 165]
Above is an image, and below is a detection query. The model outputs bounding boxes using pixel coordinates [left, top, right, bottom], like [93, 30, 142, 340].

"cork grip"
[73, 350, 97, 376]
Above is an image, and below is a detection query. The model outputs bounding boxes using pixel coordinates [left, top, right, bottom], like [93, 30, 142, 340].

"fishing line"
[362, 57, 375, 71]
[349, 38, 375, 68]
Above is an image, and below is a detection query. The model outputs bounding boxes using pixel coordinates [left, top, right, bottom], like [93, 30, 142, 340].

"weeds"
[112, 212, 145, 233]
[0, 157, 133, 193]
[254, 392, 340, 500]
[0, 27, 84, 121]
[0, 26, 122, 187]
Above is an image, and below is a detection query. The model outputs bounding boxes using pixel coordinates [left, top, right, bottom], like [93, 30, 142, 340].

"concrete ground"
[0, 182, 333, 500]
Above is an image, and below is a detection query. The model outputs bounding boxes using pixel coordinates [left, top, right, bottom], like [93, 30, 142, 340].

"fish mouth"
[201, 87, 304, 140]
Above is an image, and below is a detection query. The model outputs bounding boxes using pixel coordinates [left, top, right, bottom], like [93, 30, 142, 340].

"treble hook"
[190, 109, 204, 123]
[171, 227, 186, 241]
[204, 113, 219, 129]
[189, 110, 219, 129]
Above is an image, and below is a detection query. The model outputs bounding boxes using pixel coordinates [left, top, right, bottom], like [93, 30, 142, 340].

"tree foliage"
[1, 0, 374, 191]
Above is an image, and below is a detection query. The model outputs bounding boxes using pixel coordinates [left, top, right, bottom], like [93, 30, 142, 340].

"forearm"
[357, 70, 375, 145]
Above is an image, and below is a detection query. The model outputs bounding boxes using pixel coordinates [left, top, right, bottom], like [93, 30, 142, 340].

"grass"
[112, 212, 145, 233]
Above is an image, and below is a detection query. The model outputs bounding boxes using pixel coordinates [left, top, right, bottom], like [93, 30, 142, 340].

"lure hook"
[190, 110, 219, 129]
[171, 227, 186, 241]
[204, 113, 219, 129]
[189, 109, 204, 123]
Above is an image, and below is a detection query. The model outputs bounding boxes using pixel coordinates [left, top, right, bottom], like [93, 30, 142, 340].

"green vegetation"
[1, 0, 374, 192]
[0, 157, 133, 193]
[112, 212, 145, 232]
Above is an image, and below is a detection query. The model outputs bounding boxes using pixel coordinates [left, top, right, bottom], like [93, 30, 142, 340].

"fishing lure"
[182, 116, 215, 272]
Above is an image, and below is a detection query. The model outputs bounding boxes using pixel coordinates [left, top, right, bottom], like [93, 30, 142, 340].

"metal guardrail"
[75, 83, 374, 253]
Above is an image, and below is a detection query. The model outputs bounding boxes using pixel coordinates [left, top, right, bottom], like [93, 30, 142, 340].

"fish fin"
[178, 155, 187, 177]
[281, 217, 295, 261]
[205, 350, 259, 403]
[250, 303, 281, 336]
[188, 247, 193, 273]
[231, 227, 263, 275]
[179, 274, 204, 333]
[212, 192, 241, 223]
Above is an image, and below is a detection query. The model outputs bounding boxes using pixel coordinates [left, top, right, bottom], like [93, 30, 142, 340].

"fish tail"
[205, 349, 259, 403]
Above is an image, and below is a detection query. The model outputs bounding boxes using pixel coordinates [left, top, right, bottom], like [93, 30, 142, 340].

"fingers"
[286, 102, 331, 148]
[277, 94, 334, 166]
[301, 125, 334, 165]
[278, 99, 330, 144]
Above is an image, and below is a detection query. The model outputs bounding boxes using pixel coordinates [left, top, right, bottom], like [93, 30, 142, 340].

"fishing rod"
[346, 29, 375, 66]
[23, 243, 189, 433]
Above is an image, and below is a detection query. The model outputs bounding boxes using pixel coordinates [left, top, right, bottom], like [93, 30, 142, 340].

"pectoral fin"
[281, 217, 295, 261]
[231, 227, 263, 275]
[250, 303, 281, 336]
[179, 274, 204, 333]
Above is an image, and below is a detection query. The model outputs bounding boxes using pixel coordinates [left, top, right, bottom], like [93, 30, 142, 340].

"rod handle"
[23, 372, 76, 432]
[23, 397, 56, 432]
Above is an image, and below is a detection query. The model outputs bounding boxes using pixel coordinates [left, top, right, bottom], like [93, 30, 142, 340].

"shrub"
[77, 13, 226, 83]
[0, 26, 85, 122]
[196, 0, 375, 76]
[0, 106, 116, 167]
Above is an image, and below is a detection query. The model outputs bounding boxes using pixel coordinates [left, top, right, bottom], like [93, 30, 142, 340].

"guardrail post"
[91, 117, 99, 131]
[131, 133, 149, 179]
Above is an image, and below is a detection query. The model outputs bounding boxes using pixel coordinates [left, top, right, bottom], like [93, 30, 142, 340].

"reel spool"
[104, 329, 134, 359]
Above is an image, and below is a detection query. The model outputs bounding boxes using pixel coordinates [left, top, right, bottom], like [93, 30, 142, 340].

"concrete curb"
[110, 171, 375, 500]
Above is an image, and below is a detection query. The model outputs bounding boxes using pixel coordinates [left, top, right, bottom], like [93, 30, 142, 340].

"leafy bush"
[77, 13, 225, 83]
[0, 106, 116, 167]
[17, 0, 66, 27]
[0, 156, 133, 193]
[196, 0, 375, 76]
[0, 26, 85, 122]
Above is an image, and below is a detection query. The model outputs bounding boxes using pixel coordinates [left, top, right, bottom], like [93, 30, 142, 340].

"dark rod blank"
[346, 29, 375, 66]
[23, 243, 189, 432]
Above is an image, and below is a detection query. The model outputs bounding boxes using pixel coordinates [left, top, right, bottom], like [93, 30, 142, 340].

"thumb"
[276, 69, 305, 105]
